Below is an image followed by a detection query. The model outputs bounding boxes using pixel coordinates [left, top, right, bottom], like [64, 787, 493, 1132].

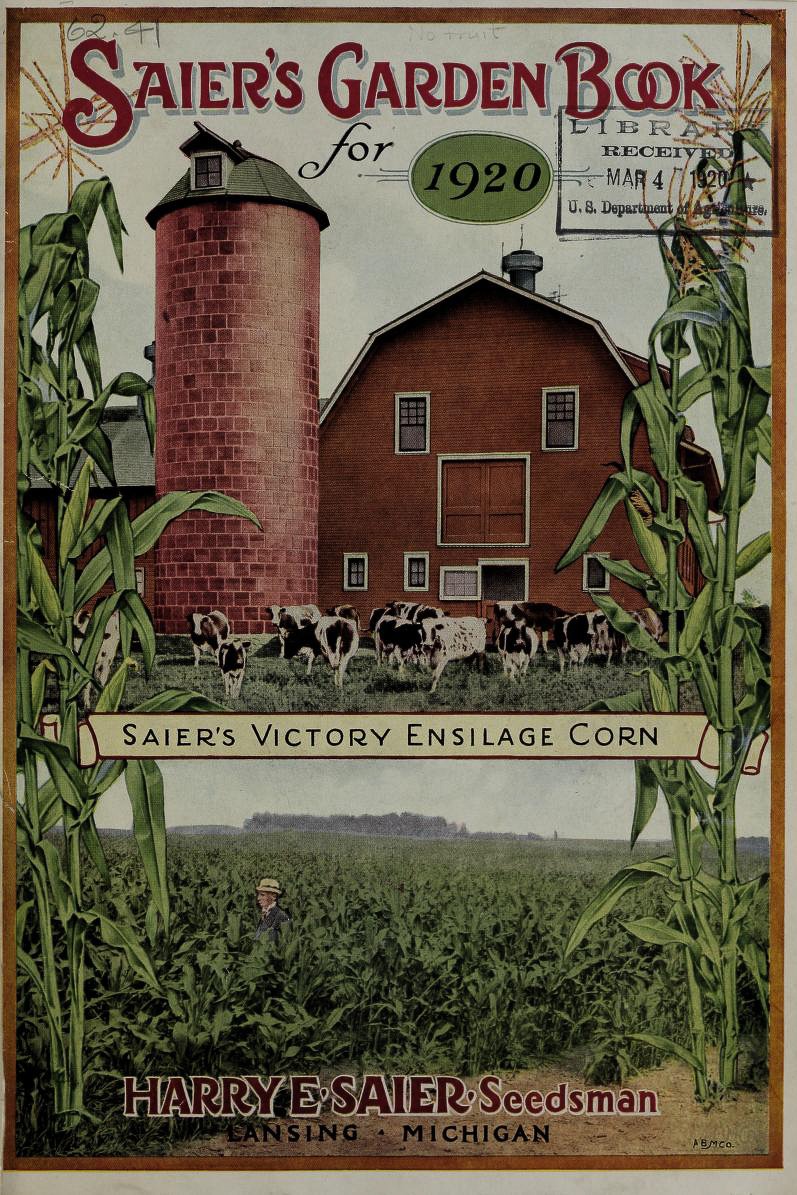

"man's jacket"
[254, 905, 291, 942]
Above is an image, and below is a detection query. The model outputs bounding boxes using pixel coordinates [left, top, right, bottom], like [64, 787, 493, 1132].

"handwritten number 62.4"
[425, 161, 542, 199]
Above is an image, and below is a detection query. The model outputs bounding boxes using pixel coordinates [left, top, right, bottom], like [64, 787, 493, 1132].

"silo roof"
[145, 122, 328, 230]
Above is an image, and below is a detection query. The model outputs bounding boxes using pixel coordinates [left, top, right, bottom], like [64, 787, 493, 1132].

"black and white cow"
[389, 602, 447, 623]
[284, 614, 359, 687]
[422, 617, 488, 694]
[73, 607, 121, 708]
[267, 604, 322, 657]
[218, 639, 251, 700]
[327, 604, 361, 628]
[552, 612, 609, 671]
[187, 610, 230, 665]
[492, 601, 571, 652]
[373, 617, 425, 672]
[497, 620, 540, 681]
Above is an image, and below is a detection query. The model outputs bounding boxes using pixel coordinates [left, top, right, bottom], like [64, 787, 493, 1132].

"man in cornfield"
[254, 878, 291, 942]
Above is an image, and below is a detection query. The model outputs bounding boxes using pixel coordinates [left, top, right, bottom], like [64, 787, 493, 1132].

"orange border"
[2, 4, 787, 1174]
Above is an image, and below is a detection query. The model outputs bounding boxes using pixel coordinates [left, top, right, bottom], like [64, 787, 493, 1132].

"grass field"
[121, 634, 648, 712]
[16, 832, 768, 1156]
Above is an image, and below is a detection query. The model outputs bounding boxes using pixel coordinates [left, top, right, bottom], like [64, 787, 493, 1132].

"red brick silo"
[146, 123, 328, 634]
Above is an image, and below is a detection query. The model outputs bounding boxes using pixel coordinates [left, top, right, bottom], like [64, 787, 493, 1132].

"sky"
[17, 14, 774, 839]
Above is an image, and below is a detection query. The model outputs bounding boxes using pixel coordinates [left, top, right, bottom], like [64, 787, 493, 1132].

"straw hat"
[255, 877, 282, 895]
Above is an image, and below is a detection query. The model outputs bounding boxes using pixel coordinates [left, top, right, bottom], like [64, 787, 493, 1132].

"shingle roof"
[146, 122, 328, 230]
[28, 409, 154, 491]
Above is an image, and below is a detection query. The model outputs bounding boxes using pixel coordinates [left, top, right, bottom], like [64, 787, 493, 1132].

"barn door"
[440, 458, 527, 545]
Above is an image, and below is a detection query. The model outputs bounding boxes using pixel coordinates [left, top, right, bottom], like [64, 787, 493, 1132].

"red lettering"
[481, 61, 510, 110]
[404, 62, 441, 110]
[134, 61, 178, 110]
[356, 1074, 392, 1115]
[408, 1075, 436, 1115]
[179, 62, 194, 108]
[274, 60, 303, 110]
[511, 61, 547, 109]
[318, 41, 364, 119]
[683, 60, 721, 110]
[329, 1074, 357, 1115]
[640, 61, 681, 109]
[364, 61, 403, 110]
[435, 1076, 471, 1114]
[232, 62, 271, 110]
[62, 39, 133, 148]
[442, 63, 478, 109]
[555, 41, 612, 119]
[614, 63, 647, 112]
[198, 62, 228, 110]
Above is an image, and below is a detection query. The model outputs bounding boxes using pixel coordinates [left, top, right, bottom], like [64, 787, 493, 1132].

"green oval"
[410, 132, 552, 224]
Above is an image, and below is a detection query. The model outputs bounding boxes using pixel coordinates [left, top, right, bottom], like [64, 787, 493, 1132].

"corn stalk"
[16, 178, 261, 1129]
[558, 126, 771, 1098]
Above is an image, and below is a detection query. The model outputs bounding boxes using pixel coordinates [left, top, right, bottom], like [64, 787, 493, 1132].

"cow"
[267, 604, 321, 657]
[422, 617, 488, 694]
[73, 607, 121, 709]
[631, 607, 665, 643]
[373, 616, 425, 673]
[552, 612, 609, 671]
[316, 614, 360, 688]
[389, 602, 446, 623]
[284, 614, 359, 687]
[187, 610, 230, 665]
[497, 620, 540, 681]
[492, 601, 571, 652]
[218, 638, 251, 700]
[327, 604, 361, 628]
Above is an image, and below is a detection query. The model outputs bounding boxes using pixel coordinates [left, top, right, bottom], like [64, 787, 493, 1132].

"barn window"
[583, 553, 610, 593]
[395, 393, 430, 454]
[344, 553, 368, 591]
[440, 567, 479, 601]
[192, 152, 224, 190]
[135, 567, 145, 597]
[439, 455, 529, 546]
[404, 552, 429, 592]
[542, 387, 579, 450]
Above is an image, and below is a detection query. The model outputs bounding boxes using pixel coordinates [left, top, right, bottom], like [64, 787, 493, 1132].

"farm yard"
[120, 632, 647, 713]
[15, 831, 769, 1157]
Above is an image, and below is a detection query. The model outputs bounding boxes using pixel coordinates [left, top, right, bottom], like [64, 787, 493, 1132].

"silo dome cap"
[146, 121, 329, 231]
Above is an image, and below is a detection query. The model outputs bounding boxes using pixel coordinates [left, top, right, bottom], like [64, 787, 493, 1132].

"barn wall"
[318, 282, 660, 625]
[152, 199, 320, 634]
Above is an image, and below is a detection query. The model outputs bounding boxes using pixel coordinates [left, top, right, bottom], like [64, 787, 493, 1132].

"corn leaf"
[739, 126, 771, 168]
[70, 176, 127, 270]
[59, 457, 93, 567]
[86, 913, 161, 991]
[622, 917, 694, 950]
[126, 760, 170, 938]
[67, 496, 122, 561]
[80, 819, 110, 883]
[555, 474, 628, 571]
[736, 532, 770, 578]
[680, 583, 714, 657]
[631, 762, 659, 849]
[628, 1032, 704, 1074]
[756, 415, 771, 466]
[591, 593, 666, 657]
[17, 614, 92, 682]
[75, 491, 262, 609]
[563, 859, 671, 957]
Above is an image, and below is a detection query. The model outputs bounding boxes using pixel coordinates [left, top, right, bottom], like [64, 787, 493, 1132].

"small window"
[542, 388, 579, 450]
[440, 566, 479, 600]
[344, 553, 368, 591]
[395, 393, 430, 454]
[193, 153, 224, 190]
[583, 553, 610, 593]
[404, 552, 429, 592]
[135, 567, 145, 597]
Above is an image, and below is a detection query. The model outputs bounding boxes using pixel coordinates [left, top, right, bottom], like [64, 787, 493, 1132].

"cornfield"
[16, 832, 769, 1156]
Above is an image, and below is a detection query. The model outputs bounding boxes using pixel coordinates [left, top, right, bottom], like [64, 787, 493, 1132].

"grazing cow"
[267, 605, 321, 656]
[492, 601, 571, 651]
[327, 604, 361, 628]
[315, 614, 360, 688]
[187, 610, 230, 665]
[73, 607, 121, 708]
[373, 617, 425, 672]
[283, 620, 323, 675]
[283, 615, 359, 687]
[497, 620, 540, 681]
[422, 617, 488, 694]
[218, 639, 251, 700]
[552, 612, 609, 671]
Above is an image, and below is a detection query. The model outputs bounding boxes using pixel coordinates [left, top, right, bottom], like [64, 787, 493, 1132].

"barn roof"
[28, 405, 154, 491]
[146, 121, 329, 230]
[321, 271, 649, 423]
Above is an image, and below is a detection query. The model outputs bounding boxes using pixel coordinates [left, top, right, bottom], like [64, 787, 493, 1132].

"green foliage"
[552, 118, 772, 1099]
[16, 179, 258, 1128]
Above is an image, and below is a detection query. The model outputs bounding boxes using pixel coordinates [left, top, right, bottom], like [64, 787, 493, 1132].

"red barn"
[318, 266, 719, 629]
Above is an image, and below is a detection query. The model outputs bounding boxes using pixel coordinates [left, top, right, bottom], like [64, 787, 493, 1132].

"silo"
[146, 122, 328, 635]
